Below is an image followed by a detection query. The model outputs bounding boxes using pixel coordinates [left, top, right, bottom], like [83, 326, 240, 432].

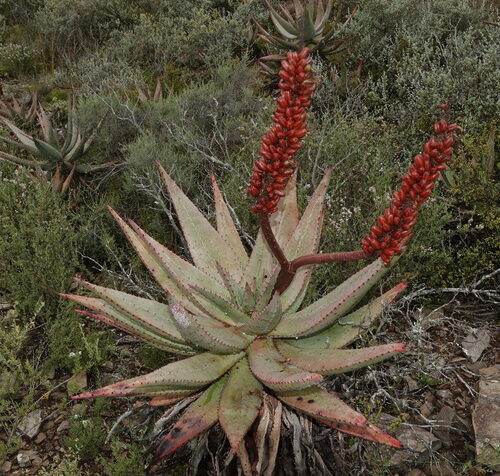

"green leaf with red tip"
[219, 359, 263, 451]
[287, 283, 407, 350]
[318, 419, 403, 449]
[73, 352, 243, 399]
[211, 175, 248, 267]
[151, 376, 226, 466]
[109, 207, 222, 320]
[279, 168, 332, 313]
[66, 299, 195, 355]
[238, 293, 282, 335]
[128, 220, 231, 299]
[271, 258, 389, 337]
[276, 385, 367, 427]
[171, 305, 254, 354]
[247, 339, 322, 392]
[276, 341, 407, 375]
[157, 165, 245, 283]
[70, 280, 188, 344]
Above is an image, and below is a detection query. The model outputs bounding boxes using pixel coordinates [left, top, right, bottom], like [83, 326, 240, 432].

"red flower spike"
[361, 109, 458, 265]
[248, 47, 314, 214]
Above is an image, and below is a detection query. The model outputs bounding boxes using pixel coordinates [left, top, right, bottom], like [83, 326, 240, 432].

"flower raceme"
[361, 116, 458, 264]
[248, 47, 314, 214]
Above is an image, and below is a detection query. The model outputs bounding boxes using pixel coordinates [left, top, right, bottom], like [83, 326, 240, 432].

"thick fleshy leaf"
[171, 305, 253, 354]
[271, 258, 390, 337]
[1, 119, 37, 150]
[279, 168, 332, 312]
[219, 359, 263, 451]
[190, 286, 250, 323]
[247, 339, 322, 392]
[73, 352, 243, 399]
[238, 293, 282, 335]
[70, 279, 187, 344]
[157, 165, 245, 283]
[211, 175, 248, 266]
[132, 216, 231, 299]
[276, 386, 367, 427]
[64, 299, 195, 355]
[276, 341, 407, 375]
[109, 207, 220, 320]
[149, 395, 187, 407]
[151, 376, 227, 466]
[318, 419, 403, 449]
[287, 283, 407, 350]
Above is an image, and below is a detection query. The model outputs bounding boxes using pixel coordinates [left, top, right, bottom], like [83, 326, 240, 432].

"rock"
[389, 427, 441, 466]
[16, 452, 31, 468]
[406, 470, 428, 476]
[0, 301, 12, 310]
[35, 432, 46, 444]
[436, 389, 452, 400]
[433, 405, 455, 445]
[56, 420, 70, 433]
[404, 376, 419, 392]
[461, 329, 490, 362]
[44, 420, 55, 431]
[0, 461, 12, 474]
[420, 401, 435, 418]
[17, 409, 42, 439]
[425, 460, 457, 476]
[472, 365, 500, 471]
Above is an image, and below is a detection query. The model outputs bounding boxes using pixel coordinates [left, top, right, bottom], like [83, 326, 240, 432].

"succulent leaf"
[171, 306, 254, 354]
[73, 352, 243, 399]
[247, 339, 322, 391]
[276, 341, 407, 375]
[276, 385, 367, 427]
[238, 293, 282, 335]
[271, 258, 389, 337]
[109, 207, 220, 319]
[151, 376, 227, 466]
[190, 285, 250, 323]
[158, 165, 245, 283]
[69, 279, 189, 344]
[288, 283, 407, 350]
[211, 175, 248, 266]
[219, 359, 263, 451]
[318, 419, 403, 449]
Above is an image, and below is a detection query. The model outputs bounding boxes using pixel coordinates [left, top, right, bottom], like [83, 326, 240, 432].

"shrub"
[0, 169, 79, 322]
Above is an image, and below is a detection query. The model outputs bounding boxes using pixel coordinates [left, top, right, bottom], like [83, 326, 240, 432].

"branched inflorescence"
[248, 47, 315, 214]
[361, 108, 458, 264]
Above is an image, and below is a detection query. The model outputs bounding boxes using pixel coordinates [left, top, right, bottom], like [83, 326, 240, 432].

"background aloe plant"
[0, 100, 110, 193]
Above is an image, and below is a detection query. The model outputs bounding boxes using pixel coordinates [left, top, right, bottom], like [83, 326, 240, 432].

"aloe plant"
[0, 90, 39, 126]
[0, 101, 110, 193]
[255, 0, 356, 72]
[61, 47, 457, 471]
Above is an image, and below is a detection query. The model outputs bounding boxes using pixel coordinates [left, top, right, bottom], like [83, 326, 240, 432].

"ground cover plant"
[0, 0, 498, 475]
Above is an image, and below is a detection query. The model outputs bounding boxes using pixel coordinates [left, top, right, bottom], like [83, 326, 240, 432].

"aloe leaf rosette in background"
[60, 47, 458, 470]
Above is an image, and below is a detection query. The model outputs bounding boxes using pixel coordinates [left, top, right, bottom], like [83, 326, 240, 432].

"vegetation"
[0, 0, 497, 474]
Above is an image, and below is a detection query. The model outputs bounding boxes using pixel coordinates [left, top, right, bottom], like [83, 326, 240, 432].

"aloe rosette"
[60, 47, 457, 469]
[0, 101, 109, 193]
[62, 164, 407, 463]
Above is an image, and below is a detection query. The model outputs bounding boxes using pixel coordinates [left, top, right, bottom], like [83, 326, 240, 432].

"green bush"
[0, 170, 79, 322]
